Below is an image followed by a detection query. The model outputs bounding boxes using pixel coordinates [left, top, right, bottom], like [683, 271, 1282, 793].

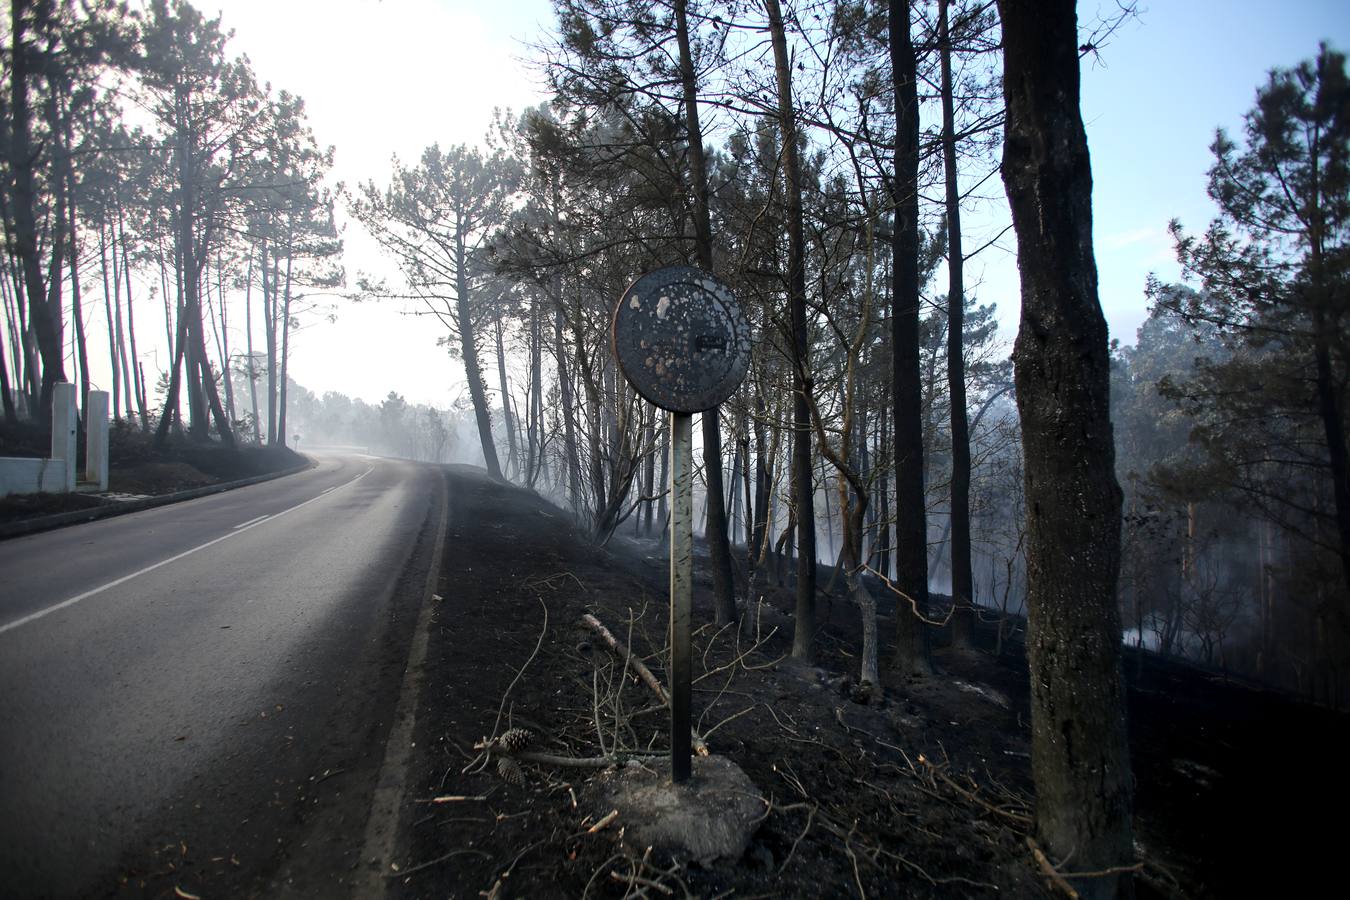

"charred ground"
[382, 467, 1348, 899]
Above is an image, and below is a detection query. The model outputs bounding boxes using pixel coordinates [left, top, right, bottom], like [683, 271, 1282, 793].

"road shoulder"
[0, 455, 315, 540]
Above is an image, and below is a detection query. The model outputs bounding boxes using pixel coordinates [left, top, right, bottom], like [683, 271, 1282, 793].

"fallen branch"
[1028, 838, 1080, 899]
[473, 734, 663, 773]
[413, 794, 488, 804]
[919, 754, 1032, 826]
[581, 613, 668, 703]
[862, 566, 955, 627]
[580, 612, 709, 755]
[588, 809, 620, 833]
[387, 848, 491, 879]
[609, 869, 674, 896]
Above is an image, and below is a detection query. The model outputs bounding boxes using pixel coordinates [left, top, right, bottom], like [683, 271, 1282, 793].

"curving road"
[0, 453, 446, 898]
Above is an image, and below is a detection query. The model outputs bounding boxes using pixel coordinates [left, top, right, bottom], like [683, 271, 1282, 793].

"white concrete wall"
[0, 384, 104, 498]
[0, 457, 69, 495]
[85, 391, 109, 491]
[49, 383, 76, 493]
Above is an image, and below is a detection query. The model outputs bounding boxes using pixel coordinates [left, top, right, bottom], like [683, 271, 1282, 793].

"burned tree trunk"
[8, 0, 66, 421]
[889, 0, 931, 675]
[766, 0, 818, 658]
[940, 0, 976, 650]
[455, 220, 503, 480]
[998, 0, 1134, 894]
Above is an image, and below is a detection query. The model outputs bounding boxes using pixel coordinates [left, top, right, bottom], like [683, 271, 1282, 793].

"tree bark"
[752, 391, 771, 567]
[264, 241, 278, 445]
[245, 244, 262, 444]
[0, 305, 14, 423]
[8, 0, 66, 421]
[117, 202, 148, 430]
[55, 85, 91, 425]
[878, 401, 892, 579]
[889, 0, 932, 675]
[765, 0, 818, 657]
[494, 311, 519, 478]
[940, 0, 977, 650]
[214, 251, 236, 427]
[554, 301, 581, 509]
[999, 1, 1134, 893]
[277, 248, 294, 447]
[455, 222, 502, 479]
[641, 410, 656, 535]
[99, 226, 121, 421]
[529, 299, 544, 485]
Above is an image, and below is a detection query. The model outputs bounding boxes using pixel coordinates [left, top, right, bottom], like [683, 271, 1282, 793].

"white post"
[669, 411, 693, 783]
[85, 390, 109, 490]
[50, 382, 77, 493]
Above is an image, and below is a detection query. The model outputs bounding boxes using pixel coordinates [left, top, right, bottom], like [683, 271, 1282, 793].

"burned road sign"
[611, 266, 751, 413]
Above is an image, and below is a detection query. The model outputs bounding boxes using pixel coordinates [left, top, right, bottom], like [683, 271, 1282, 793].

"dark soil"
[0, 419, 303, 522]
[0, 490, 106, 523]
[395, 466, 1346, 898]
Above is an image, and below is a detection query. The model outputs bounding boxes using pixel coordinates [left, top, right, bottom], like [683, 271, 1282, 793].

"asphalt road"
[0, 452, 445, 898]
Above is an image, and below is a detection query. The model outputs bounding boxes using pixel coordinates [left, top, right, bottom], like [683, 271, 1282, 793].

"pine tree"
[1168, 43, 1350, 596]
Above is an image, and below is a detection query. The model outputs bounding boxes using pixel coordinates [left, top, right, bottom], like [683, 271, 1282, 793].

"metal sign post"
[611, 267, 750, 785]
[668, 411, 694, 782]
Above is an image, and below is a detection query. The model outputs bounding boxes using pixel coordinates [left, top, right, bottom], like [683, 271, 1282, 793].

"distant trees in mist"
[1117, 43, 1350, 702]
[235, 369, 475, 465]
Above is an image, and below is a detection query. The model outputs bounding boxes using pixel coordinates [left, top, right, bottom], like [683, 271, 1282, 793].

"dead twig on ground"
[580, 612, 710, 755]
[862, 566, 955, 627]
[414, 794, 489, 804]
[777, 805, 816, 875]
[588, 809, 620, 833]
[1028, 838, 1080, 898]
[919, 754, 1032, 826]
[481, 838, 549, 899]
[582, 852, 626, 900]
[388, 847, 491, 879]
[1028, 835, 1144, 897]
[524, 571, 587, 594]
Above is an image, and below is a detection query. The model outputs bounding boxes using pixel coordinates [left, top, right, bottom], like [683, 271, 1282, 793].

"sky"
[196, 0, 1348, 409]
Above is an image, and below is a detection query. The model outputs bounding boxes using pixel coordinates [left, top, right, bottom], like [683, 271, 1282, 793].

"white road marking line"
[234, 515, 270, 530]
[0, 466, 374, 636]
[321, 486, 335, 494]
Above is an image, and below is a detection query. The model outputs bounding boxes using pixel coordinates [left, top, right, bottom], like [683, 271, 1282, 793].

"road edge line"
[356, 467, 450, 897]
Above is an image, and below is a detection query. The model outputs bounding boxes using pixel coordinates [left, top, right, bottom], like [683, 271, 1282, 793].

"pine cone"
[498, 727, 533, 753]
[497, 757, 525, 786]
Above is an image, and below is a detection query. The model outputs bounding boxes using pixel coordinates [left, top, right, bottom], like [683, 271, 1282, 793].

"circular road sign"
[612, 267, 751, 413]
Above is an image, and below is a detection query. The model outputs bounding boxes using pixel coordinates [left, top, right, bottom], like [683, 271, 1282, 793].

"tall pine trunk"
[58, 86, 90, 424]
[277, 249, 293, 447]
[494, 313, 519, 479]
[100, 226, 121, 422]
[8, 0, 66, 421]
[766, 0, 818, 657]
[940, 0, 976, 649]
[529, 299, 544, 485]
[999, 1, 1134, 892]
[553, 302, 581, 509]
[118, 210, 148, 431]
[890, 0, 931, 675]
[454, 220, 502, 479]
[245, 245, 262, 444]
